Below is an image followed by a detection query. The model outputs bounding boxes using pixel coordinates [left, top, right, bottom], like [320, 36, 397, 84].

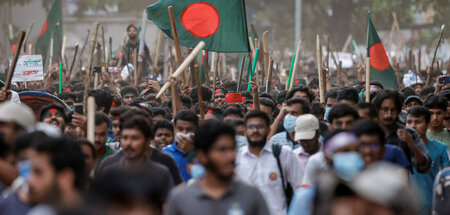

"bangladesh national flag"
[147, 0, 250, 53]
[36, 0, 63, 64]
[366, 13, 398, 89]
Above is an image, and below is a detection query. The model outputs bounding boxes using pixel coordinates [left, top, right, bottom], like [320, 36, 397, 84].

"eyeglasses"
[247, 124, 265, 130]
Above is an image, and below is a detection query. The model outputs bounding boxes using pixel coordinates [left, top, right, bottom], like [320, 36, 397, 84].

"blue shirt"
[382, 144, 411, 169]
[411, 140, 450, 215]
[162, 142, 191, 182]
[288, 187, 315, 215]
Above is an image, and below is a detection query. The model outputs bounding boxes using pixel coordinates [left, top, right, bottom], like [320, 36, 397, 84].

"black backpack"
[272, 143, 294, 207]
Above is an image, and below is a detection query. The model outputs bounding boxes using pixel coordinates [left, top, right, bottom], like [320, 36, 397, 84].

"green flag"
[366, 13, 398, 89]
[147, 0, 250, 52]
[36, 0, 63, 65]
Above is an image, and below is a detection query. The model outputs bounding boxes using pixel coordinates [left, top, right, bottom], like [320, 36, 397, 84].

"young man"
[39, 104, 67, 131]
[109, 106, 130, 142]
[94, 112, 114, 163]
[328, 103, 359, 130]
[337, 87, 359, 105]
[101, 116, 174, 203]
[259, 97, 277, 120]
[406, 106, 450, 215]
[352, 120, 410, 169]
[163, 110, 199, 182]
[405, 95, 423, 111]
[286, 86, 315, 105]
[269, 98, 311, 149]
[120, 86, 139, 105]
[153, 119, 174, 149]
[236, 110, 303, 215]
[213, 88, 227, 109]
[372, 89, 431, 173]
[88, 89, 113, 114]
[75, 139, 97, 181]
[165, 121, 270, 215]
[424, 95, 450, 146]
[222, 107, 244, 122]
[27, 137, 86, 213]
[293, 114, 322, 170]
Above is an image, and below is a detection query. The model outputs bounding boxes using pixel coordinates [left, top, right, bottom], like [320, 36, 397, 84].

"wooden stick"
[83, 22, 99, 113]
[266, 58, 274, 93]
[5, 31, 25, 90]
[8, 24, 13, 40]
[210, 52, 218, 90]
[69, 44, 79, 75]
[263, 31, 269, 84]
[365, 58, 370, 103]
[22, 21, 34, 54]
[27, 43, 32, 55]
[75, 30, 90, 75]
[87, 96, 95, 143]
[168, 6, 187, 87]
[431, 25, 445, 68]
[156, 41, 205, 98]
[61, 35, 67, 66]
[154, 30, 163, 71]
[289, 40, 302, 91]
[101, 26, 106, 65]
[341, 34, 352, 53]
[237, 56, 246, 92]
[317, 35, 324, 104]
[337, 61, 342, 87]
[117, 33, 128, 67]
[194, 64, 204, 120]
[108, 37, 112, 66]
[49, 36, 54, 69]
[133, 49, 138, 85]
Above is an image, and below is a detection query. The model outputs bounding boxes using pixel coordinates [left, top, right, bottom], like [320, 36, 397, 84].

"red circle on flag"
[370, 43, 391, 71]
[180, 2, 220, 38]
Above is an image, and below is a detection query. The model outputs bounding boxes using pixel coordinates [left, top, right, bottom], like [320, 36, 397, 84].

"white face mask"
[175, 132, 194, 142]
[283, 114, 297, 133]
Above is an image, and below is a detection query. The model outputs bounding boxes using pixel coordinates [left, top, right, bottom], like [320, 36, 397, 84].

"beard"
[204, 160, 234, 181]
[247, 136, 267, 147]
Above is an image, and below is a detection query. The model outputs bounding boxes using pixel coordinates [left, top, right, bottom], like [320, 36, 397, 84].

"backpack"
[272, 143, 294, 207]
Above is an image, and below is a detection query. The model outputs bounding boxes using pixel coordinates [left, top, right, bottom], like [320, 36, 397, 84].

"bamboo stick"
[194, 64, 204, 120]
[289, 40, 302, 91]
[5, 31, 25, 90]
[317, 35, 324, 104]
[168, 6, 187, 87]
[83, 23, 99, 113]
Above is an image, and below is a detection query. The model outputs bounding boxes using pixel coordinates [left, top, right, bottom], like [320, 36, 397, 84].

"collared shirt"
[292, 144, 322, 171]
[411, 140, 450, 215]
[301, 152, 329, 187]
[269, 131, 297, 149]
[235, 142, 303, 215]
[165, 177, 270, 215]
[163, 142, 191, 182]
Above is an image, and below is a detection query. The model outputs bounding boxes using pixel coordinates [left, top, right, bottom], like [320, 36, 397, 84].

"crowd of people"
[0, 25, 449, 215]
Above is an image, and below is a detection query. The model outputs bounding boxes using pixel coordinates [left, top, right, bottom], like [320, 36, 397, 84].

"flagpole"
[168, 6, 187, 88]
[22, 21, 34, 54]
[237, 55, 246, 92]
[365, 58, 370, 103]
[83, 22, 99, 113]
[154, 30, 163, 73]
[286, 54, 295, 90]
[263, 31, 269, 85]
[194, 64, 205, 120]
[5, 31, 25, 90]
[247, 48, 260, 92]
[266, 58, 274, 93]
[289, 40, 302, 91]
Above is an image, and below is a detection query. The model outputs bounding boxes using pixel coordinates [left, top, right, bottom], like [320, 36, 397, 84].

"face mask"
[175, 132, 194, 142]
[18, 160, 31, 179]
[324, 107, 332, 121]
[283, 114, 297, 133]
[190, 164, 205, 179]
[333, 152, 364, 181]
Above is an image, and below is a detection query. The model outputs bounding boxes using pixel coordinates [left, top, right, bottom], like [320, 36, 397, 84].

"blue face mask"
[283, 114, 297, 133]
[333, 152, 364, 181]
[324, 107, 332, 121]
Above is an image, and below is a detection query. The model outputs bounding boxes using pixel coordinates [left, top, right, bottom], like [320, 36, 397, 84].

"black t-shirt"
[96, 148, 183, 185]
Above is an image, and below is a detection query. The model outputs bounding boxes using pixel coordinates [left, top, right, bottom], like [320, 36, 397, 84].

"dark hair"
[120, 86, 139, 97]
[287, 86, 315, 102]
[308, 78, 319, 89]
[194, 120, 236, 153]
[117, 80, 130, 88]
[400, 87, 417, 99]
[259, 98, 276, 112]
[119, 109, 152, 131]
[39, 104, 67, 123]
[190, 86, 212, 103]
[328, 104, 359, 123]
[75, 139, 96, 159]
[356, 103, 377, 119]
[424, 95, 447, 111]
[58, 92, 76, 101]
[352, 120, 385, 145]
[408, 106, 431, 123]
[372, 89, 403, 114]
[227, 118, 244, 127]
[276, 90, 288, 105]
[323, 129, 346, 146]
[337, 87, 359, 104]
[110, 106, 131, 120]
[153, 119, 174, 135]
[152, 107, 171, 120]
[126, 24, 137, 32]
[259, 93, 276, 104]
[122, 116, 153, 139]
[33, 137, 86, 189]
[419, 86, 435, 100]
[286, 98, 310, 114]
[325, 89, 338, 103]
[13, 131, 51, 155]
[95, 112, 110, 126]
[311, 102, 325, 116]
[174, 110, 199, 128]
[223, 108, 244, 119]
[244, 110, 270, 127]
[89, 89, 113, 114]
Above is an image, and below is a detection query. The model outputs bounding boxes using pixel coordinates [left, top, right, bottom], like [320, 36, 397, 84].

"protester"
[328, 103, 359, 130]
[39, 104, 67, 131]
[165, 120, 270, 215]
[293, 114, 322, 170]
[153, 119, 175, 149]
[424, 95, 450, 146]
[236, 110, 303, 215]
[94, 112, 114, 163]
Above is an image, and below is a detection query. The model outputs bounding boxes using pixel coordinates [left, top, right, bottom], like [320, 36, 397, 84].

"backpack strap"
[272, 144, 289, 206]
